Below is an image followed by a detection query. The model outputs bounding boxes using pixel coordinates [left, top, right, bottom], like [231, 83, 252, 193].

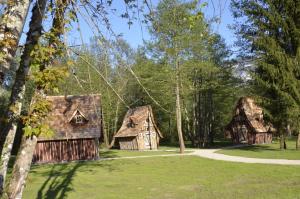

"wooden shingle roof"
[39, 94, 102, 141]
[114, 105, 163, 138]
[227, 97, 273, 133]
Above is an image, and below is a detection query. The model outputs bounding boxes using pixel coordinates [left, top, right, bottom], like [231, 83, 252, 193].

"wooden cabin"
[225, 97, 273, 144]
[113, 105, 163, 150]
[33, 94, 102, 163]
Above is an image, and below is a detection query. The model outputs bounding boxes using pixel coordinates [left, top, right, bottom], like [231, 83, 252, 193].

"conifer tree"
[232, 0, 300, 149]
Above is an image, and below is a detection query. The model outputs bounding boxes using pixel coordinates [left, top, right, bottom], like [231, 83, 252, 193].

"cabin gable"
[225, 97, 273, 145]
[33, 94, 102, 163]
[114, 105, 162, 150]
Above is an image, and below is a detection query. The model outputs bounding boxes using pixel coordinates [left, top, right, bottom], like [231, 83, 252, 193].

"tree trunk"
[101, 109, 109, 148]
[113, 100, 120, 136]
[5, 0, 69, 198]
[279, 129, 286, 150]
[0, 0, 47, 195]
[175, 60, 185, 153]
[192, 99, 196, 147]
[296, 132, 300, 150]
[109, 100, 120, 148]
[5, 136, 37, 199]
[0, 0, 31, 87]
[287, 124, 291, 137]
[197, 75, 203, 147]
[284, 139, 287, 149]
[208, 89, 214, 145]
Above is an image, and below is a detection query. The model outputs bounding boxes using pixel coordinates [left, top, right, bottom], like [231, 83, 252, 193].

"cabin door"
[144, 133, 151, 149]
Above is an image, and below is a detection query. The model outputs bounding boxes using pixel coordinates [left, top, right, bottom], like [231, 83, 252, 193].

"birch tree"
[0, 0, 47, 195]
[6, 0, 70, 197]
[0, 0, 31, 88]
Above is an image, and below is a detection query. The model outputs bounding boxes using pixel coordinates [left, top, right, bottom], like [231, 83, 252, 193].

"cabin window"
[129, 119, 135, 128]
[75, 115, 84, 124]
[70, 110, 88, 126]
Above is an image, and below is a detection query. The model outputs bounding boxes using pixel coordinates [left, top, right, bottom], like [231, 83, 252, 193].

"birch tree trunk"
[0, 0, 47, 195]
[5, 135, 37, 199]
[6, 0, 69, 197]
[175, 59, 185, 153]
[0, 0, 31, 87]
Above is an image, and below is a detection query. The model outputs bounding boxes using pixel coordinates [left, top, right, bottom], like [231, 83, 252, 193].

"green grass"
[23, 156, 300, 199]
[218, 137, 300, 160]
[99, 148, 191, 158]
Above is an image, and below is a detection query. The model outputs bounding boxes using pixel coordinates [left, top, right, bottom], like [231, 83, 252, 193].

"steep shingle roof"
[114, 105, 163, 138]
[39, 94, 102, 141]
[229, 97, 273, 133]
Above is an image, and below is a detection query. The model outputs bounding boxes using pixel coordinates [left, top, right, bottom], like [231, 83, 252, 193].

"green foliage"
[54, 40, 132, 145]
[32, 67, 69, 93]
[23, 124, 53, 138]
[143, 0, 242, 144]
[232, 0, 300, 132]
[46, 1, 241, 146]
[22, 95, 53, 137]
[21, 65, 68, 137]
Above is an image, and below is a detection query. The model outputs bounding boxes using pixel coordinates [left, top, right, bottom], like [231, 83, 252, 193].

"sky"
[21, 0, 236, 51]
[76, 0, 235, 49]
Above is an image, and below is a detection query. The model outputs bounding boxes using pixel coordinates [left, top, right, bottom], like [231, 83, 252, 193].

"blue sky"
[22, 0, 236, 51]
[106, 0, 236, 48]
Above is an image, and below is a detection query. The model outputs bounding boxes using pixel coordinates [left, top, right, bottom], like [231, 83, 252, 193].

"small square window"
[75, 115, 83, 124]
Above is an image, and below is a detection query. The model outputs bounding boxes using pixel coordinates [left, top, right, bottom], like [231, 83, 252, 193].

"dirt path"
[100, 148, 300, 166]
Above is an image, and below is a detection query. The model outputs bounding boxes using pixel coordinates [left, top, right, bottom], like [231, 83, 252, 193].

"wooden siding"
[229, 129, 272, 145]
[254, 133, 272, 144]
[33, 138, 99, 163]
[118, 132, 159, 150]
[118, 137, 139, 150]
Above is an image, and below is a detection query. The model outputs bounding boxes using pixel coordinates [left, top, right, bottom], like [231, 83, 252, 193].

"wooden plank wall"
[33, 138, 99, 163]
[255, 133, 272, 144]
[119, 137, 138, 150]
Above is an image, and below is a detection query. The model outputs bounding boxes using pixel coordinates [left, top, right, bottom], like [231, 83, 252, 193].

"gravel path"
[192, 149, 300, 165]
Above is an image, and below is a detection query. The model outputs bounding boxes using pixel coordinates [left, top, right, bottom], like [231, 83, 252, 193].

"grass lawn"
[23, 156, 300, 199]
[99, 148, 192, 158]
[217, 137, 300, 160]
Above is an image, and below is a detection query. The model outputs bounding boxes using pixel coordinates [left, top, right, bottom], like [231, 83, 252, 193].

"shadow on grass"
[34, 159, 123, 199]
[222, 144, 280, 152]
[36, 163, 80, 199]
[160, 140, 234, 149]
[99, 150, 120, 158]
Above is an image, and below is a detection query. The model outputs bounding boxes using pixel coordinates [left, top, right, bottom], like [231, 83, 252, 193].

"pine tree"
[232, 0, 300, 149]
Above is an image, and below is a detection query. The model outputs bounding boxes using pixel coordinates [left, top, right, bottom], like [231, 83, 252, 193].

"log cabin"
[225, 97, 274, 144]
[113, 105, 163, 150]
[33, 94, 102, 163]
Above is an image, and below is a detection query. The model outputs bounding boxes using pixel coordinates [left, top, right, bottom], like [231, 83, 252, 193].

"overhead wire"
[71, 2, 171, 113]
